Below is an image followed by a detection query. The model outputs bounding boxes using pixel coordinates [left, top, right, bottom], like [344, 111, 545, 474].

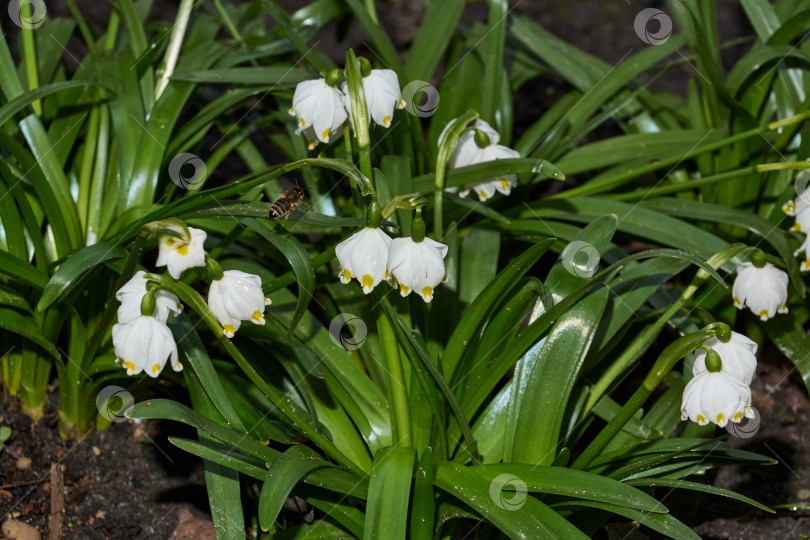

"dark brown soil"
[0, 385, 209, 539]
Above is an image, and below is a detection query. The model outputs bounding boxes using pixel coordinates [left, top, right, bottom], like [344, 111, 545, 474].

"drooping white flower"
[342, 69, 404, 129]
[457, 144, 521, 201]
[116, 271, 182, 324]
[681, 371, 754, 428]
[289, 78, 348, 145]
[336, 227, 391, 294]
[438, 118, 520, 202]
[693, 332, 758, 385]
[791, 208, 810, 233]
[439, 118, 501, 168]
[732, 262, 789, 320]
[112, 316, 181, 377]
[782, 185, 810, 216]
[207, 270, 270, 338]
[386, 237, 448, 303]
[155, 225, 207, 279]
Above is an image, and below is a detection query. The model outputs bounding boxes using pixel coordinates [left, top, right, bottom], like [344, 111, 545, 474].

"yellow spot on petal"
[308, 141, 316, 150]
[696, 414, 706, 424]
[442, 274, 448, 283]
[501, 178, 509, 190]
[399, 98, 405, 107]
[289, 107, 294, 115]
[400, 284, 410, 296]
[299, 118, 305, 127]
[177, 302, 183, 311]
[176, 244, 189, 255]
[252, 310, 265, 324]
[478, 190, 488, 201]
[760, 309, 769, 320]
[362, 274, 375, 292]
[792, 223, 802, 231]
[421, 287, 433, 301]
[223, 324, 235, 338]
[783, 202, 795, 213]
[733, 296, 742, 308]
[383, 115, 391, 126]
[734, 412, 743, 421]
[322, 128, 330, 140]
[342, 269, 351, 282]
[152, 364, 160, 375]
[716, 413, 725, 425]
[384, 269, 389, 279]
[125, 361, 135, 373]
[264, 297, 271, 305]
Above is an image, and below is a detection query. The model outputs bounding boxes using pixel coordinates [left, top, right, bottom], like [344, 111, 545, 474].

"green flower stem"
[364, 0, 379, 24]
[573, 322, 730, 471]
[21, 2, 41, 116]
[377, 310, 412, 447]
[154, 0, 194, 100]
[756, 161, 810, 172]
[344, 50, 372, 181]
[144, 273, 366, 477]
[434, 110, 479, 238]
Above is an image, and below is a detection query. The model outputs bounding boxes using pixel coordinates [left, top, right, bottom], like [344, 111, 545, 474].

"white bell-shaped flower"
[387, 237, 448, 303]
[791, 208, 810, 233]
[732, 261, 789, 320]
[795, 235, 810, 271]
[207, 270, 270, 338]
[342, 69, 404, 129]
[693, 332, 758, 385]
[112, 315, 181, 377]
[681, 371, 754, 428]
[289, 77, 348, 144]
[336, 227, 391, 294]
[439, 118, 520, 202]
[155, 225, 207, 279]
[457, 144, 521, 201]
[116, 271, 182, 324]
[782, 186, 810, 216]
[439, 118, 501, 169]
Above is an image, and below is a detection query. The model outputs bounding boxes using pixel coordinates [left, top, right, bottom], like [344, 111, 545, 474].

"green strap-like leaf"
[363, 447, 415, 540]
[259, 445, 334, 531]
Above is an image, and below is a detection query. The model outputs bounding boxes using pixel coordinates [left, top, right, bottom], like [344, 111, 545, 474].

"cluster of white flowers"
[783, 187, 810, 271]
[112, 224, 270, 377]
[440, 118, 520, 202]
[681, 332, 758, 428]
[335, 220, 448, 303]
[289, 67, 404, 150]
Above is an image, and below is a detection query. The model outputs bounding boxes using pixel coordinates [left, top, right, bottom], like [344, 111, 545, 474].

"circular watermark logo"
[489, 473, 528, 511]
[794, 166, 810, 197]
[726, 406, 760, 439]
[561, 240, 600, 278]
[329, 313, 367, 351]
[8, 0, 46, 29]
[96, 385, 134, 423]
[401, 80, 440, 118]
[168, 153, 207, 190]
[634, 8, 673, 45]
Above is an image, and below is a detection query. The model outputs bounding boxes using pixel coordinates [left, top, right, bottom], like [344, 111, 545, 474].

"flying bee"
[268, 186, 305, 228]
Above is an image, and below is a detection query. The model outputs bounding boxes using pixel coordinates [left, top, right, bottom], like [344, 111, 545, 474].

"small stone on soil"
[15, 456, 31, 470]
[1, 519, 41, 540]
[92, 446, 100, 456]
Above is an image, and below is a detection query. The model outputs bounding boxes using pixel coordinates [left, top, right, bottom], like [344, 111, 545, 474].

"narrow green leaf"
[259, 445, 333, 531]
[627, 477, 773, 513]
[363, 447, 415, 540]
[37, 242, 126, 310]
